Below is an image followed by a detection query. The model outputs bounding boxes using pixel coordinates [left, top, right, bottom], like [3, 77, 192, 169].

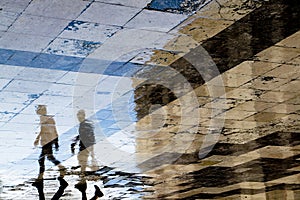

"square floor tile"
[276, 80, 300, 92]
[0, 65, 24, 79]
[228, 61, 280, 76]
[224, 108, 256, 120]
[0, 0, 31, 13]
[15, 67, 66, 83]
[9, 14, 69, 37]
[34, 94, 73, 108]
[59, 20, 121, 43]
[56, 71, 103, 86]
[245, 76, 290, 91]
[0, 11, 19, 31]
[264, 64, 300, 79]
[52, 55, 84, 71]
[130, 49, 154, 64]
[23, 0, 89, 19]
[259, 91, 297, 103]
[277, 31, 300, 49]
[264, 103, 300, 114]
[0, 91, 34, 104]
[44, 38, 101, 57]
[8, 113, 39, 124]
[0, 102, 25, 113]
[245, 112, 287, 122]
[234, 101, 276, 112]
[30, 53, 61, 69]
[125, 9, 188, 32]
[0, 112, 15, 122]
[77, 2, 141, 26]
[0, 49, 15, 64]
[0, 78, 11, 90]
[2, 79, 52, 94]
[43, 83, 93, 97]
[0, 31, 4, 38]
[256, 46, 300, 64]
[6, 50, 38, 67]
[223, 88, 256, 100]
[96, 0, 151, 8]
[89, 28, 166, 62]
[0, 32, 52, 52]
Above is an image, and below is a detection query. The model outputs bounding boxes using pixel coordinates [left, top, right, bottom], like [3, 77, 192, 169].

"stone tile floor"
[0, 0, 300, 199]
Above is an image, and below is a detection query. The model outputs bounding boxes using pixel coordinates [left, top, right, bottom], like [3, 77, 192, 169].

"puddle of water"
[147, 0, 209, 14]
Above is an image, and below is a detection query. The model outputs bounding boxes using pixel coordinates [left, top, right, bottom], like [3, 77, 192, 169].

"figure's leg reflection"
[78, 148, 89, 173]
[91, 185, 104, 200]
[32, 177, 68, 200]
[75, 149, 103, 199]
[37, 143, 66, 180]
[51, 177, 69, 200]
[34, 143, 68, 199]
[32, 179, 45, 200]
[89, 146, 100, 171]
[75, 178, 88, 200]
[75, 180, 103, 200]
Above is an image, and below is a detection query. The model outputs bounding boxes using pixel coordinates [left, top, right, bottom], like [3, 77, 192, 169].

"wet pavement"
[0, 0, 300, 199]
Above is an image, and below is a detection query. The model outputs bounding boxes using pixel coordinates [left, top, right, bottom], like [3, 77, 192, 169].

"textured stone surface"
[0, 0, 300, 199]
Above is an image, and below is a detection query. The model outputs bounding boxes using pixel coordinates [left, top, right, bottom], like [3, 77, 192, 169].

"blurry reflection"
[32, 177, 68, 200]
[71, 109, 103, 199]
[34, 105, 66, 179]
[33, 105, 67, 199]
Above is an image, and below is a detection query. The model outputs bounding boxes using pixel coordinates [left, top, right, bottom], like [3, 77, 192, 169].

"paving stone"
[77, 2, 141, 26]
[0, 0, 300, 199]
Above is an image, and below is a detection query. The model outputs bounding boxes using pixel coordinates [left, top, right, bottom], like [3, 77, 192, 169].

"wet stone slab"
[146, 0, 211, 14]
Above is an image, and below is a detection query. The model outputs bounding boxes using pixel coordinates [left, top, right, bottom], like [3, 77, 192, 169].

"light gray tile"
[8, 14, 69, 37]
[0, 32, 52, 52]
[0, 102, 25, 113]
[0, 11, 19, 31]
[130, 49, 154, 64]
[23, 0, 89, 20]
[56, 71, 103, 86]
[125, 9, 188, 32]
[89, 28, 166, 62]
[43, 83, 93, 97]
[0, 112, 15, 122]
[34, 95, 73, 110]
[0, 78, 11, 90]
[0, 65, 25, 79]
[15, 67, 67, 83]
[8, 113, 39, 124]
[77, 2, 141, 26]
[0, 31, 5, 38]
[0, 91, 33, 104]
[44, 38, 102, 57]
[59, 21, 121, 43]
[3, 79, 51, 93]
[96, 0, 151, 8]
[0, 0, 31, 13]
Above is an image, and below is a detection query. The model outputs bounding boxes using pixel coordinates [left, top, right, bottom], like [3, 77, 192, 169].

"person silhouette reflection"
[33, 105, 68, 199]
[32, 177, 68, 200]
[71, 109, 103, 199]
[34, 105, 66, 179]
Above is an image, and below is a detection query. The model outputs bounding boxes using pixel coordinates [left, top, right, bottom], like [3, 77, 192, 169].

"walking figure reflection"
[33, 105, 67, 199]
[34, 105, 66, 179]
[71, 109, 103, 199]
